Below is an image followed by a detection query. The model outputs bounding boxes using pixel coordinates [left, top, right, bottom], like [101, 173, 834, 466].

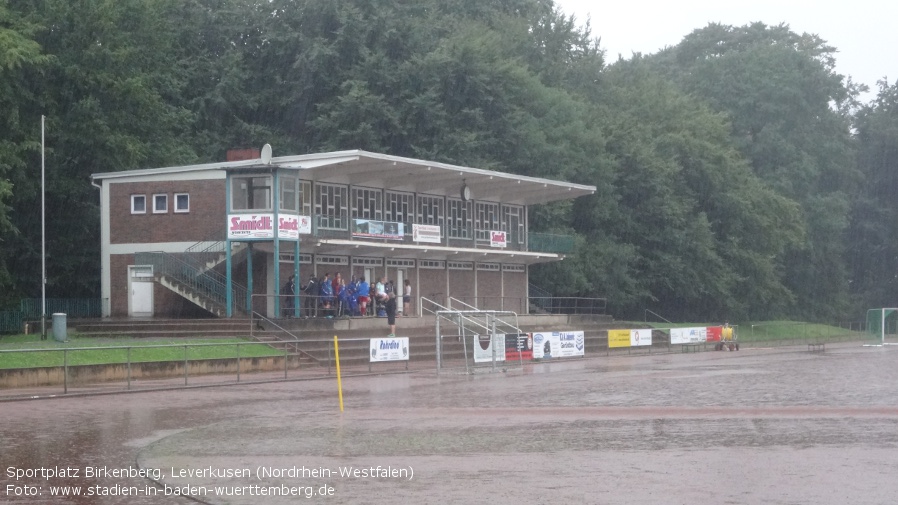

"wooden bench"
[808, 342, 825, 352]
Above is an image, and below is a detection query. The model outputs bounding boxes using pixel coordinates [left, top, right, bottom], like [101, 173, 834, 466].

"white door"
[129, 266, 154, 317]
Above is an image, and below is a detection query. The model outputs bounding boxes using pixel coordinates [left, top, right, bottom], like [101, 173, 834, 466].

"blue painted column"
[294, 240, 300, 318]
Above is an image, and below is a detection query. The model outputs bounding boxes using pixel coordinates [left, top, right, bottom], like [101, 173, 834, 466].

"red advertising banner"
[706, 326, 722, 342]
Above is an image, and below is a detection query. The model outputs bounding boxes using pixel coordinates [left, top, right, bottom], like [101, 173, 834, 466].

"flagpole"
[41, 115, 47, 340]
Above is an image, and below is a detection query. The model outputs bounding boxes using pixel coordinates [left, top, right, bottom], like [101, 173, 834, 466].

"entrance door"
[129, 266, 154, 317]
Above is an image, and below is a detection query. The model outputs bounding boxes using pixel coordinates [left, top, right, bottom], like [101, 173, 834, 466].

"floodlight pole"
[41, 115, 47, 340]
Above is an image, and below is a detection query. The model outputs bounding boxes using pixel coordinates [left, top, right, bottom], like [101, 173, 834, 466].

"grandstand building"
[90, 148, 595, 318]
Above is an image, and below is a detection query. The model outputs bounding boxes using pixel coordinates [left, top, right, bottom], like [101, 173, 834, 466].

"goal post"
[865, 308, 898, 346]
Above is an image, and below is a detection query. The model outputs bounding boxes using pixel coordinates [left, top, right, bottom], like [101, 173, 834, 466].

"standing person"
[403, 279, 412, 317]
[385, 289, 398, 337]
[332, 272, 343, 315]
[301, 274, 318, 318]
[356, 276, 370, 317]
[319, 272, 333, 317]
[282, 275, 296, 318]
[375, 276, 387, 316]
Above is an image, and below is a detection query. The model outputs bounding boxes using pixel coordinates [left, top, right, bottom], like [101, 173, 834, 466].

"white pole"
[41, 115, 46, 340]
[882, 309, 886, 346]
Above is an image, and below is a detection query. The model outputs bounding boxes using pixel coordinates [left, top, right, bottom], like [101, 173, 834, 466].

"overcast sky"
[553, 0, 895, 103]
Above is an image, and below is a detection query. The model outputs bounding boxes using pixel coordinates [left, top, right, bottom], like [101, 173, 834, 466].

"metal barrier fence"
[1, 298, 108, 334]
[0, 341, 297, 396]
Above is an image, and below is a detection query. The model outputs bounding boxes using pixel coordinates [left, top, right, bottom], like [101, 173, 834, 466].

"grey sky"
[554, 0, 895, 103]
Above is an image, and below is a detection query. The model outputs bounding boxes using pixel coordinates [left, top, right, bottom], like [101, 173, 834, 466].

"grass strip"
[0, 336, 281, 369]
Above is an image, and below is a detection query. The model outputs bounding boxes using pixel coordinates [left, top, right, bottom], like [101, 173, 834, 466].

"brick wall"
[110, 179, 225, 244]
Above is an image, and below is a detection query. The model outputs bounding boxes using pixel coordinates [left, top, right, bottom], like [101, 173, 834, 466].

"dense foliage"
[0, 0, 893, 321]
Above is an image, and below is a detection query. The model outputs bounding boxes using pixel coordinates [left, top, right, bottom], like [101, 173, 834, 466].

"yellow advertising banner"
[608, 329, 632, 348]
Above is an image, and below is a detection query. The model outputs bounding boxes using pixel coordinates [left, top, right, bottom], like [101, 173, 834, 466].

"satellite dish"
[260, 143, 272, 165]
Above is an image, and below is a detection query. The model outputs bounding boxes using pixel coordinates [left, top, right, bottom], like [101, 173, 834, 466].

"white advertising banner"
[630, 328, 653, 347]
[490, 230, 507, 248]
[412, 224, 442, 243]
[228, 214, 274, 239]
[278, 215, 311, 239]
[228, 213, 309, 239]
[369, 337, 409, 362]
[556, 331, 586, 357]
[473, 334, 506, 363]
[532, 331, 585, 359]
[670, 327, 707, 344]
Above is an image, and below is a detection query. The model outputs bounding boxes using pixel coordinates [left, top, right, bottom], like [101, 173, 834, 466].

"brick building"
[90, 149, 595, 318]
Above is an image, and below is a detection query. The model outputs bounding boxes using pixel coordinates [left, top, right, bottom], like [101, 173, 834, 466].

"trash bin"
[52, 313, 67, 342]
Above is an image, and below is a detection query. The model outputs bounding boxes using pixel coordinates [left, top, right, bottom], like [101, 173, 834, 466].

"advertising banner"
[473, 334, 506, 363]
[531, 332, 558, 359]
[490, 230, 507, 248]
[228, 214, 274, 239]
[228, 214, 309, 240]
[670, 327, 708, 344]
[504, 333, 533, 360]
[556, 331, 585, 357]
[369, 337, 409, 362]
[608, 329, 631, 348]
[530, 331, 585, 358]
[608, 329, 653, 348]
[706, 326, 722, 342]
[277, 215, 311, 239]
[631, 328, 653, 346]
[412, 224, 441, 244]
[353, 219, 404, 240]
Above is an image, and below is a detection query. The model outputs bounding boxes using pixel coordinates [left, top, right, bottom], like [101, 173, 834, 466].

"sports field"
[1, 342, 897, 504]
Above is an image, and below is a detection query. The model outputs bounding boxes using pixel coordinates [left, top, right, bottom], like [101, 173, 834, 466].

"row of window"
[229, 176, 525, 242]
[131, 193, 190, 214]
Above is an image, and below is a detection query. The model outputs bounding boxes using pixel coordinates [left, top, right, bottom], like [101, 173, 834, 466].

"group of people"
[282, 273, 411, 329]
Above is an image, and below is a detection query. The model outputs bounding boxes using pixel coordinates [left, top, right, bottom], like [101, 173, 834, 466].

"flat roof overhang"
[256, 239, 561, 265]
[92, 149, 597, 207]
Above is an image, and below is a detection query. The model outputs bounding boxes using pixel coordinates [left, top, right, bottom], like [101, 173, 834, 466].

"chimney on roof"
[226, 148, 261, 162]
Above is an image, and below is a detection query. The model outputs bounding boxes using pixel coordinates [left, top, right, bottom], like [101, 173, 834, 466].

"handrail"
[644, 309, 673, 324]
[421, 297, 490, 335]
[448, 297, 524, 334]
[135, 252, 248, 315]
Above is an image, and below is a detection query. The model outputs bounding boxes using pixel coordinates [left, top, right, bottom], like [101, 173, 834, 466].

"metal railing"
[528, 232, 575, 254]
[529, 296, 606, 315]
[448, 297, 524, 335]
[0, 341, 295, 396]
[135, 252, 248, 315]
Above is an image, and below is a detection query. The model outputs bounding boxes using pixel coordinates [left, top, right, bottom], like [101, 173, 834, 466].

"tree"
[849, 79, 898, 310]
[650, 22, 860, 319]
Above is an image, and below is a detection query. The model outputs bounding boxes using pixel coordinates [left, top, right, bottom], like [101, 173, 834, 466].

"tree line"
[1, 0, 896, 322]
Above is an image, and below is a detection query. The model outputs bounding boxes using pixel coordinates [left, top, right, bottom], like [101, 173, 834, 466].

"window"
[174, 193, 189, 213]
[131, 195, 146, 214]
[279, 177, 311, 214]
[153, 194, 168, 213]
[448, 261, 473, 270]
[501, 204, 524, 244]
[351, 186, 383, 220]
[231, 175, 272, 211]
[315, 183, 348, 229]
[474, 201, 500, 241]
[416, 194, 444, 230]
[280, 176, 298, 212]
[385, 191, 414, 225]
[420, 260, 445, 269]
[447, 198, 472, 239]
